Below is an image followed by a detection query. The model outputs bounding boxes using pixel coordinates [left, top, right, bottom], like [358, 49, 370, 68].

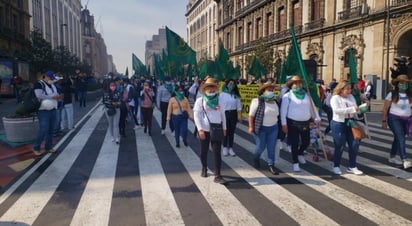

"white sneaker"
[133, 125, 139, 130]
[332, 167, 342, 175]
[111, 138, 115, 142]
[403, 159, 412, 169]
[388, 157, 403, 165]
[297, 155, 306, 164]
[222, 147, 229, 156]
[161, 130, 165, 135]
[287, 145, 291, 153]
[293, 163, 300, 172]
[346, 167, 363, 175]
[115, 138, 119, 144]
[228, 148, 236, 156]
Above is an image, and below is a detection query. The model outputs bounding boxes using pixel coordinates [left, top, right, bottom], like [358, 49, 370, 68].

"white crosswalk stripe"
[0, 106, 411, 226]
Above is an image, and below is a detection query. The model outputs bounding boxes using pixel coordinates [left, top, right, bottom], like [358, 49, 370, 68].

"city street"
[0, 100, 411, 225]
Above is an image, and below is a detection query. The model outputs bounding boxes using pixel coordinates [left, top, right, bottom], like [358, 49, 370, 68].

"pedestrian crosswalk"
[0, 104, 411, 225]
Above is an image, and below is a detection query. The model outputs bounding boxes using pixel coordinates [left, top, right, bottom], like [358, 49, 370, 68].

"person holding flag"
[280, 76, 320, 172]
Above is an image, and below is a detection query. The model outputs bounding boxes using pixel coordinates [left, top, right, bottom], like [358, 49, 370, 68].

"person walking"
[140, 81, 155, 136]
[32, 71, 62, 155]
[330, 80, 365, 175]
[60, 76, 74, 130]
[248, 81, 279, 175]
[193, 78, 227, 184]
[220, 79, 242, 156]
[157, 76, 175, 135]
[167, 85, 193, 148]
[77, 73, 88, 107]
[280, 76, 320, 172]
[382, 74, 412, 169]
[103, 81, 121, 144]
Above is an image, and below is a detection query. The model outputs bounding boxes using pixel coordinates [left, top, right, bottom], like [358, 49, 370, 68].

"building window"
[247, 22, 252, 43]
[85, 43, 91, 54]
[311, 0, 321, 21]
[344, 48, 357, 67]
[266, 13, 273, 36]
[278, 7, 286, 31]
[292, 1, 301, 27]
[344, 0, 361, 10]
[256, 17, 262, 39]
[226, 32, 231, 51]
[238, 26, 243, 46]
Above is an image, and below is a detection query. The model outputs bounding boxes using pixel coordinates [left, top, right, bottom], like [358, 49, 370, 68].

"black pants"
[287, 118, 310, 163]
[142, 107, 153, 133]
[223, 110, 237, 148]
[200, 132, 222, 176]
[160, 101, 174, 131]
[128, 105, 139, 126]
[119, 104, 128, 136]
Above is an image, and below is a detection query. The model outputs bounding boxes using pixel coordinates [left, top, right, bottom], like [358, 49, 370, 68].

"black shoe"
[148, 131, 152, 136]
[144, 128, 147, 133]
[201, 168, 207, 177]
[214, 176, 227, 184]
[176, 144, 180, 148]
[183, 141, 188, 147]
[254, 159, 261, 169]
[268, 165, 279, 175]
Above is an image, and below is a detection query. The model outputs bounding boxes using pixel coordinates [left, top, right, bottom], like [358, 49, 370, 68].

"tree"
[249, 38, 274, 79]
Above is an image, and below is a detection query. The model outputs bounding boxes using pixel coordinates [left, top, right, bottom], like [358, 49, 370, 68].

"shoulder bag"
[202, 99, 224, 142]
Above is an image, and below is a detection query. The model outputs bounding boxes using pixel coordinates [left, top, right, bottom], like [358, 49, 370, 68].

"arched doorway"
[395, 29, 412, 58]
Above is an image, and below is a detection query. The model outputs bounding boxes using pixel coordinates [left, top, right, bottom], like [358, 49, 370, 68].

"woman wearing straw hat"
[382, 74, 412, 169]
[248, 81, 280, 175]
[330, 80, 366, 175]
[280, 76, 319, 172]
[193, 78, 227, 184]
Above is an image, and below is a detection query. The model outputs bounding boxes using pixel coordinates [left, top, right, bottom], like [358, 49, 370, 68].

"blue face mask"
[265, 91, 274, 99]
[116, 85, 121, 91]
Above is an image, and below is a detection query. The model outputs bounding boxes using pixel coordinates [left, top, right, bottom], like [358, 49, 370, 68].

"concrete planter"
[2, 116, 39, 143]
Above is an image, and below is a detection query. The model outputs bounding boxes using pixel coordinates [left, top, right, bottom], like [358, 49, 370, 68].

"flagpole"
[290, 25, 329, 160]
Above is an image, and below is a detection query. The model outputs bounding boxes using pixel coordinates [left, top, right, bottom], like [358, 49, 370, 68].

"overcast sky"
[82, 0, 187, 75]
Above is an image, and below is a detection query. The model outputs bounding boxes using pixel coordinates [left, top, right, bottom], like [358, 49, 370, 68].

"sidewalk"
[0, 91, 102, 190]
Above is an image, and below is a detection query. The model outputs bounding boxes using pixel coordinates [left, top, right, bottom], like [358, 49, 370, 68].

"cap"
[44, 71, 56, 80]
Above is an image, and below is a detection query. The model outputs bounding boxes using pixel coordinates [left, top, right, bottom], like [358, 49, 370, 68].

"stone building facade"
[187, 0, 412, 97]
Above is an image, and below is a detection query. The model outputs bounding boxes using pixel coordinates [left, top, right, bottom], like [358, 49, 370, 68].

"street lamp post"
[385, 0, 390, 96]
[60, 23, 68, 74]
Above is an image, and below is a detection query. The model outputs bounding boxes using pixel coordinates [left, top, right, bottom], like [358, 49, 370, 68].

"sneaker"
[115, 139, 119, 144]
[32, 149, 45, 156]
[403, 160, 412, 169]
[183, 141, 188, 147]
[332, 167, 342, 175]
[268, 165, 279, 175]
[388, 157, 403, 165]
[200, 168, 207, 177]
[161, 129, 165, 135]
[254, 159, 261, 169]
[176, 144, 180, 148]
[214, 176, 227, 184]
[111, 138, 115, 142]
[228, 148, 236, 156]
[346, 167, 363, 175]
[222, 147, 228, 156]
[133, 125, 139, 130]
[293, 163, 300, 172]
[298, 155, 306, 164]
[47, 148, 57, 153]
[287, 145, 291, 153]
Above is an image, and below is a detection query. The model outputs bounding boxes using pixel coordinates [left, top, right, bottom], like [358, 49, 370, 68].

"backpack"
[22, 81, 47, 114]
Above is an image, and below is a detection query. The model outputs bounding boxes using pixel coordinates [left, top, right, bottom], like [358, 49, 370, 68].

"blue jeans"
[79, 91, 87, 107]
[253, 124, 278, 166]
[33, 109, 56, 151]
[172, 114, 188, 145]
[331, 120, 359, 168]
[387, 114, 408, 160]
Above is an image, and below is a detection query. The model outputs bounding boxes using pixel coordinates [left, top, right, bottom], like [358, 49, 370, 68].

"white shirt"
[385, 92, 411, 117]
[126, 84, 135, 107]
[35, 80, 58, 110]
[280, 91, 319, 125]
[193, 96, 227, 132]
[330, 94, 358, 122]
[249, 98, 278, 126]
[218, 92, 242, 111]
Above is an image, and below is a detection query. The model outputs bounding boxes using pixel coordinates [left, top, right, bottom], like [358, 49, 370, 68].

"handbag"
[349, 120, 367, 140]
[202, 100, 224, 142]
[175, 97, 189, 119]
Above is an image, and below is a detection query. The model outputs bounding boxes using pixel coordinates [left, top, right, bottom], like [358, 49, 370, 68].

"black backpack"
[21, 82, 46, 114]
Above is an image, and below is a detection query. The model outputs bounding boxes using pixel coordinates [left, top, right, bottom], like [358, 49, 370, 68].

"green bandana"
[399, 83, 408, 92]
[175, 91, 184, 101]
[203, 93, 219, 109]
[223, 85, 237, 99]
[165, 83, 174, 94]
[259, 94, 275, 102]
[292, 87, 306, 100]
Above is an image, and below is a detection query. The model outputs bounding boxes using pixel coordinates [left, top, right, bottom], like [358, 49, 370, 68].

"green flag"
[248, 56, 267, 80]
[165, 26, 196, 65]
[132, 53, 147, 77]
[288, 25, 322, 109]
[349, 48, 361, 105]
[281, 44, 300, 84]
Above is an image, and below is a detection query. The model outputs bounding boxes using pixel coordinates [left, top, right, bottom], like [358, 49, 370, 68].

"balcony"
[304, 18, 325, 31]
[338, 5, 365, 21]
[391, 0, 412, 7]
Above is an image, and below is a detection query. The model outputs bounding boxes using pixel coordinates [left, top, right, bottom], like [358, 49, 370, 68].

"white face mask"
[47, 80, 55, 85]
[206, 92, 217, 97]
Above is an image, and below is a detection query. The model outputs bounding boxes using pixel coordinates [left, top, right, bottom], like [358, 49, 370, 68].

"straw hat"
[199, 78, 218, 94]
[286, 75, 304, 88]
[257, 81, 276, 95]
[391, 74, 410, 85]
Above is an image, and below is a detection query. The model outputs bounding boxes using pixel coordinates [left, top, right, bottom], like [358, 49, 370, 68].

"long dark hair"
[224, 79, 240, 97]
